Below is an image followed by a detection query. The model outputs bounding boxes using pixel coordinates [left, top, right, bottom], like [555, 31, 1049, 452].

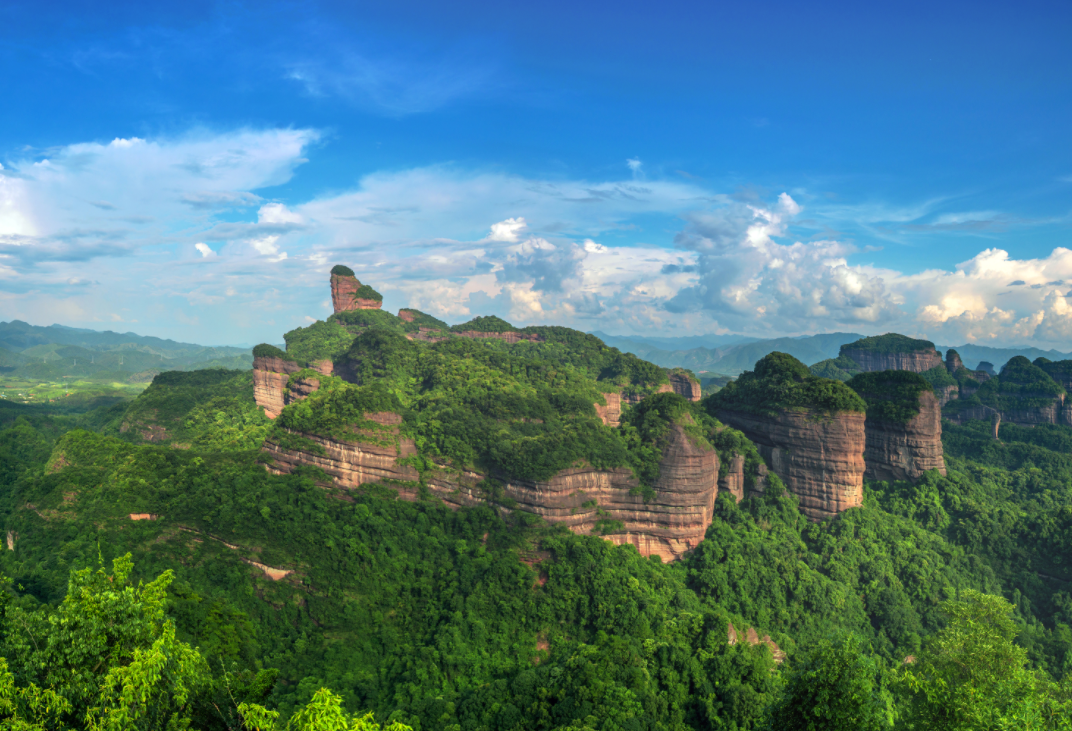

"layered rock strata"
[717, 453, 746, 502]
[253, 356, 303, 419]
[263, 420, 721, 561]
[253, 357, 334, 419]
[935, 384, 959, 407]
[594, 392, 622, 427]
[843, 348, 943, 374]
[669, 372, 703, 402]
[716, 408, 866, 520]
[1000, 393, 1071, 426]
[858, 390, 946, 482]
[331, 273, 382, 314]
[945, 350, 964, 373]
[452, 330, 543, 344]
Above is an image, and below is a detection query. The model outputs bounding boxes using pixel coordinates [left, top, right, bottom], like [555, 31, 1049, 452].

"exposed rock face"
[859, 390, 946, 482]
[253, 356, 303, 419]
[1000, 394, 1070, 426]
[945, 350, 964, 373]
[718, 453, 746, 502]
[263, 420, 720, 561]
[935, 384, 959, 407]
[595, 392, 622, 427]
[843, 348, 943, 374]
[397, 309, 417, 323]
[669, 372, 703, 402]
[452, 330, 543, 344]
[264, 412, 421, 486]
[331, 273, 382, 314]
[946, 404, 999, 425]
[716, 409, 866, 520]
[623, 383, 674, 406]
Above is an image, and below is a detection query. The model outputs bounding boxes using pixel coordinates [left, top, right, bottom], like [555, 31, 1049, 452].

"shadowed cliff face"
[452, 330, 542, 344]
[716, 408, 866, 520]
[843, 348, 943, 374]
[262, 413, 722, 561]
[861, 389, 946, 482]
[331, 274, 382, 314]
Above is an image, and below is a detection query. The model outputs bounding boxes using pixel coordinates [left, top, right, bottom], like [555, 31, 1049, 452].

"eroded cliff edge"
[848, 370, 946, 482]
[709, 352, 867, 521]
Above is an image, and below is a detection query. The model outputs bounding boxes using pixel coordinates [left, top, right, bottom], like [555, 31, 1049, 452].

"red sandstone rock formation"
[398, 309, 416, 322]
[1000, 393, 1070, 426]
[843, 348, 943, 374]
[595, 391, 622, 427]
[935, 384, 959, 407]
[668, 372, 702, 402]
[452, 330, 543, 344]
[718, 453, 746, 502]
[262, 418, 720, 561]
[945, 350, 963, 372]
[253, 356, 303, 419]
[716, 408, 866, 520]
[331, 273, 382, 314]
[859, 390, 946, 482]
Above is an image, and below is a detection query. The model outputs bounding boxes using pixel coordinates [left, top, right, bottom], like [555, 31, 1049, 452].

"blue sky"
[1, 0, 1071, 346]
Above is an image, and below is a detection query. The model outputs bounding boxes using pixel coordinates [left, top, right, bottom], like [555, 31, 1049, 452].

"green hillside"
[1, 321, 1072, 728]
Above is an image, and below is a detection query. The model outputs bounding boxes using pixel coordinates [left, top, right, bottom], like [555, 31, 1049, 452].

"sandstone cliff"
[861, 390, 946, 481]
[263, 417, 721, 561]
[945, 349, 964, 373]
[716, 408, 866, 520]
[330, 271, 383, 314]
[840, 333, 943, 373]
[252, 356, 303, 419]
[595, 391, 622, 427]
[843, 348, 943, 373]
[668, 371, 703, 402]
[718, 453, 746, 502]
[452, 330, 543, 344]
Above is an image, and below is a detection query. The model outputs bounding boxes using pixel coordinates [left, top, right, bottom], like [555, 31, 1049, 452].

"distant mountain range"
[0, 320, 254, 381]
[592, 331, 1072, 376]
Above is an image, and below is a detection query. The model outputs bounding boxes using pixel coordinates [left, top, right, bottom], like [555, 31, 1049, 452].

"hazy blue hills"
[0, 321, 254, 380]
[594, 331, 1072, 376]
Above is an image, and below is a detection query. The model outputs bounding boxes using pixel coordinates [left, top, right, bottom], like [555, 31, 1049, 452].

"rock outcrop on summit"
[840, 334, 944, 374]
[330, 265, 383, 314]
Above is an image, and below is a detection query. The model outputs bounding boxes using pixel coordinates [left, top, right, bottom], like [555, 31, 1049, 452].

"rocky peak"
[945, 349, 963, 373]
[330, 265, 383, 314]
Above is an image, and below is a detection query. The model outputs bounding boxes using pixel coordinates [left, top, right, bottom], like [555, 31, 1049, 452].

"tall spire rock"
[330, 265, 383, 314]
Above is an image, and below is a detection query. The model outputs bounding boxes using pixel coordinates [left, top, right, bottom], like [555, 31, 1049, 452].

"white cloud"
[194, 243, 216, 258]
[487, 217, 527, 243]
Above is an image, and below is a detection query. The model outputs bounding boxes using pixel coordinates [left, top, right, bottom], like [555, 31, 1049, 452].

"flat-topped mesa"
[848, 371, 946, 482]
[976, 356, 1069, 426]
[709, 352, 867, 520]
[840, 333, 943, 374]
[330, 265, 383, 314]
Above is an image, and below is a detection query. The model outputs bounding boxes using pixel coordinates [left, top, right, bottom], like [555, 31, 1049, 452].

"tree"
[763, 634, 892, 731]
[898, 590, 1072, 730]
[238, 688, 412, 731]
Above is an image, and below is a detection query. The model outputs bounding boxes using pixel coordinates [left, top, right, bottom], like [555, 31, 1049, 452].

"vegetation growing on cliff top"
[397, 308, 449, 331]
[977, 355, 1065, 411]
[116, 368, 270, 450]
[809, 354, 864, 382]
[330, 264, 356, 277]
[352, 283, 383, 302]
[710, 352, 866, 416]
[920, 363, 957, 389]
[252, 343, 292, 360]
[1035, 357, 1072, 386]
[848, 370, 933, 425]
[449, 315, 518, 333]
[5, 383, 1072, 727]
[841, 333, 936, 354]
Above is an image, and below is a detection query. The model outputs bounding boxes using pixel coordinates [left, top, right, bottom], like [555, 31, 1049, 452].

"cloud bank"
[2, 126, 1070, 347]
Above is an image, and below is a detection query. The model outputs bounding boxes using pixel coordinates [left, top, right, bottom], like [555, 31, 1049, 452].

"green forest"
[1, 316, 1072, 729]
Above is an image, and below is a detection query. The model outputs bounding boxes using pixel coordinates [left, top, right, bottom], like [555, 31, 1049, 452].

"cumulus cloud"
[487, 217, 527, 243]
[195, 243, 216, 258]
